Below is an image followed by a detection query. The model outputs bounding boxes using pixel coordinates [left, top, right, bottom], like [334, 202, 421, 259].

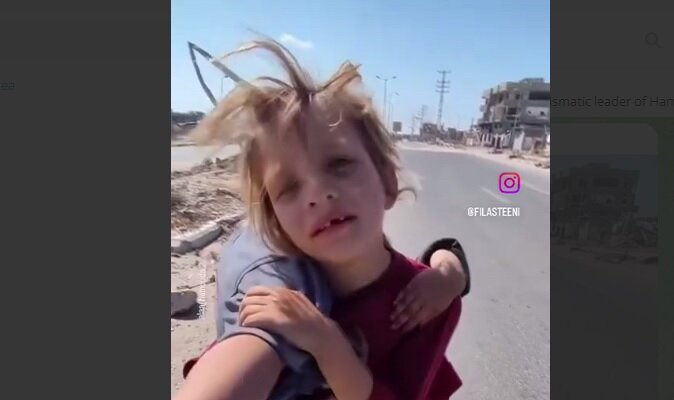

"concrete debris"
[171, 291, 198, 317]
[172, 223, 224, 255]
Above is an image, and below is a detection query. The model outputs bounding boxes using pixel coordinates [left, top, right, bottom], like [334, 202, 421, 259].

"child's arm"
[391, 239, 469, 332]
[241, 286, 402, 399]
[313, 298, 463, 400]
[174, 335, 283, 400]
[312, 324, 377, 399]
[178, 227, 335, 399]
[419, 238, 471, 297]
[386, 298, 463, 400]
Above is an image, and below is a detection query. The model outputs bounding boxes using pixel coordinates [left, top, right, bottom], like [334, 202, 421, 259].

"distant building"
[551, 163, 639, 243]
[171, 110, 205, 126]
[419, 122, 443, 141]
[462, 131, 480, 146]
[477, 78, 550, 150]
[392, 121, 402, 133]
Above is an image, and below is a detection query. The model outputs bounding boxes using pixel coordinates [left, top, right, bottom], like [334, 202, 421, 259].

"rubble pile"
[171, 157, 245, 235]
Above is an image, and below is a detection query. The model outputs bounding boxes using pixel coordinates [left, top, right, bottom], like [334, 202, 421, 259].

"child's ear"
[382, 164, 399, 210]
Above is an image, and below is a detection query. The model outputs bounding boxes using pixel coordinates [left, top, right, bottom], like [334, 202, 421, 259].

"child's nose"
[308, 191, 336, 208]
[306, 179, 338, 208]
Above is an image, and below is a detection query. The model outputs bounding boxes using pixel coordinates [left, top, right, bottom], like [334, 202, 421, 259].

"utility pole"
[376, 75, 397, 128]
[436, 70, 451, 128]
[411, 105, 427, 135]
[420, 104, 428, 122]
[416, 105, 428, 136]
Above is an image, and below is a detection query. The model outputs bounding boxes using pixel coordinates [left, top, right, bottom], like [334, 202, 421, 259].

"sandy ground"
[171, 157, 244, 237]
[170, 156, 244, 395]
[170, 231, 236, 395]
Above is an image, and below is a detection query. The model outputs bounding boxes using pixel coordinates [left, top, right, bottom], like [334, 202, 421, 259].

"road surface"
[386, 145, 550, 400]
[171, 142, 551, 399]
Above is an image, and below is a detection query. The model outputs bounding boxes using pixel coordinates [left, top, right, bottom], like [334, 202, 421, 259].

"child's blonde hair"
[192, 37, 415, 255]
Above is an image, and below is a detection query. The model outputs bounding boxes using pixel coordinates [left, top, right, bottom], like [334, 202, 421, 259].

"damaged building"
[477, 78, 550, 151]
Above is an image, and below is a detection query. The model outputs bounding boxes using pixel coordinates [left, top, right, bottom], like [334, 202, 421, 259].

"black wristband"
[418, 238, 471, 297]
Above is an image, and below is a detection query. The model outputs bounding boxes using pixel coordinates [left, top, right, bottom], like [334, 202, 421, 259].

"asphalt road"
[385, 147, 550, 400]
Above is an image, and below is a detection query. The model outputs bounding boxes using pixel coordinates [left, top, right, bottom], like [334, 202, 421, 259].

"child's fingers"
[241, 294, 270, 309]
[402, 307, 439, 332]
[391, 299, 413, 327]
[391, 289, 421, 319]
[403, 310, 435, 332]
[393, 290, 405, 306]
[391, 311, 410, 330]
[400, 308, 430, 332]
[239, 304, 265, 326]
[390, 302, 407, 322]
[392, 300, 424, 330]
[241, 308, 285, 331]
[393, 285, 416, 307]
[246, 286, 277, 297]
[400, 317, 421, 333]
[392, 290, 419, 318]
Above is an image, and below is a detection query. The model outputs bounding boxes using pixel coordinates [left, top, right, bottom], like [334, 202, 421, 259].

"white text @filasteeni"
[468, 207, 521, 217]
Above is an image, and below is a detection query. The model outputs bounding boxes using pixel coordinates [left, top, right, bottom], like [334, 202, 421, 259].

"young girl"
[175, 38, 468, 400]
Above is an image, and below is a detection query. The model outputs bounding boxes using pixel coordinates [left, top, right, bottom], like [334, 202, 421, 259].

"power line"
[436, 70, 451, 128]
[411, 104, 428, 135]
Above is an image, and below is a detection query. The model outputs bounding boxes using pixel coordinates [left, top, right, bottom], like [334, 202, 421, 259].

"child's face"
[258, 112, 396, 264]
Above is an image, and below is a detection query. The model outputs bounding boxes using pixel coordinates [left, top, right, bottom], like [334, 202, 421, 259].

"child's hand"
[239, 286, 336, 355]
[391, 268, 454, 332]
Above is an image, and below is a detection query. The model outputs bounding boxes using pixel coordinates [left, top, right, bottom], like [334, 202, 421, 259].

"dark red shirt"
[184, 248, 463, 399]
[331, 250, 462, 400]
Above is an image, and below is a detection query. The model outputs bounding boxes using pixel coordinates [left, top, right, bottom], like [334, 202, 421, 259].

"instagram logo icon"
[499, 172, 521, 194]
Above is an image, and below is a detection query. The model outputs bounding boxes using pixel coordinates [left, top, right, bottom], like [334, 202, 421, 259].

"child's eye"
[328, 157, 354, 172]
[277, 180, 300, 200]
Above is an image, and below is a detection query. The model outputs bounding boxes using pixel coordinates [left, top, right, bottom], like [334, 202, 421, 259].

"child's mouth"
[312, 215, 357, 238]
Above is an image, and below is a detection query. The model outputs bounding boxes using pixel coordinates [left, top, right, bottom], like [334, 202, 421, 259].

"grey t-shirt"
[214, 227, 334, 399]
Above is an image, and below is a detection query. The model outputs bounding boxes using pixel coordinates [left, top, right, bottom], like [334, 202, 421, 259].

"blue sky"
[171, 0, 549, 131]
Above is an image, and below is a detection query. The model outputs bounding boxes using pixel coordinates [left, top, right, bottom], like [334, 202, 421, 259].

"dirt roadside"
[170, 157, 244, 395]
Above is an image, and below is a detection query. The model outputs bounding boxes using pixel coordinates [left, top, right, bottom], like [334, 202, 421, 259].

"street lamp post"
[388, 92, 399, 130]
[376, 75, 396, 128]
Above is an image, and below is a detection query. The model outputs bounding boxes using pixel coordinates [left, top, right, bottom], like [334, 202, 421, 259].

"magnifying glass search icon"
[645, 32, 661, 48]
